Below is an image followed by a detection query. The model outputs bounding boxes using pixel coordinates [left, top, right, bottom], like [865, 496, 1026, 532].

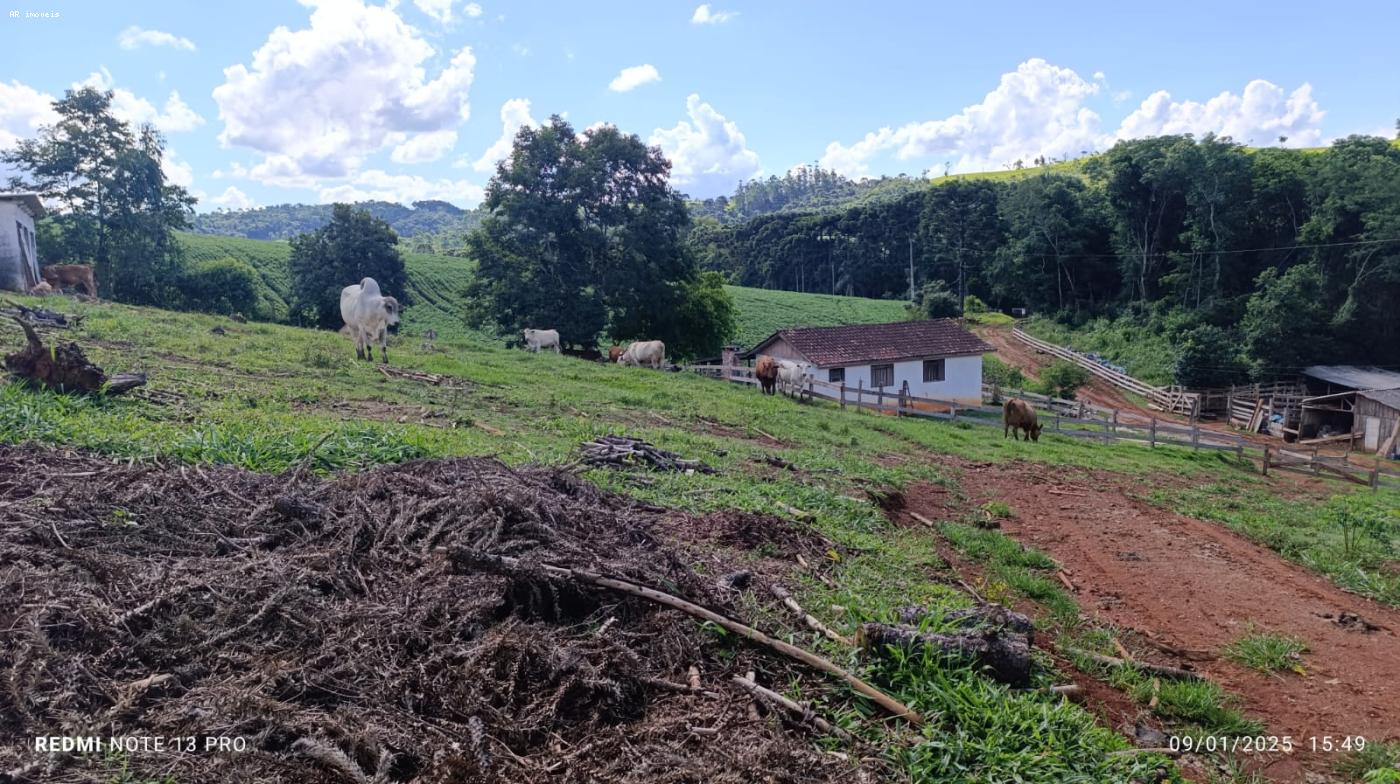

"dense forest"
[689, 135, 1400, 385]
[191, 200, 484, 248]
[688, 166, 928, 225]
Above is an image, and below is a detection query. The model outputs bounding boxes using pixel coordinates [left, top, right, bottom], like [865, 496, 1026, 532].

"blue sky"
[2, 0, 1396, 210]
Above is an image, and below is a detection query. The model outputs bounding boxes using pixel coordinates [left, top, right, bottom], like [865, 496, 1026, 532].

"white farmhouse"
[0, 193, 44, 293]
[745, 319, 994, 405]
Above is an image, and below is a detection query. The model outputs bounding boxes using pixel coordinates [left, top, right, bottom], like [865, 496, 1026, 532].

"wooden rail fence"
[1011, 327, 1201, 417]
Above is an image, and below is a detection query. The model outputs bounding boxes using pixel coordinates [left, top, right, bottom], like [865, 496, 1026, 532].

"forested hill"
[191, 200, 484, 241]
[690, 135, 1400, 386]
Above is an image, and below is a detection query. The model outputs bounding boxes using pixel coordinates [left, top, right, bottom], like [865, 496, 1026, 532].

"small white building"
[0, 193, 44, 293]
[746, 319, 994, 405]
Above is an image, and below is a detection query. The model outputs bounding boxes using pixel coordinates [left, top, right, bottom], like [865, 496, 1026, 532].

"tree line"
[690, 135, 1400, 385]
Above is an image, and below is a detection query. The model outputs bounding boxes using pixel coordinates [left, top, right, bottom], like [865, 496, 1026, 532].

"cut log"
[4, 316, 144, 395]
[859, 622, 1033, 687]
[897, 602, 1035, 642]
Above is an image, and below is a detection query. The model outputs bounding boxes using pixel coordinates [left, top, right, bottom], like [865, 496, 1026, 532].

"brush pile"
[0, 446, 864, 783]
[579, 435, 715, 474]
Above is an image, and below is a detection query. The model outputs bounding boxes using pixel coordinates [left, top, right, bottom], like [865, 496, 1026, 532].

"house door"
[1363, 416, 1381, 451]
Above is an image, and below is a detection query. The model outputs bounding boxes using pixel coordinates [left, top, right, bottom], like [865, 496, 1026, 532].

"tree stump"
[4, 316, 145, 395]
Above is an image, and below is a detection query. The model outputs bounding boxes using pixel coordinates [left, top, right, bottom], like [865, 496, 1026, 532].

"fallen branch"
[908, 511, 937, 528]
[771, 584, 853, 645]
[859, 622, 1032, 687]
[1148, 677, 1160, 710]
[774, 501, 810, 519]
[445, 548, 921, 724]
[1107, 747, 1180, 759]
[732, 675, 855, 743]
[1056, 571, 1077, 593]
[1060, 646, 1205, 682]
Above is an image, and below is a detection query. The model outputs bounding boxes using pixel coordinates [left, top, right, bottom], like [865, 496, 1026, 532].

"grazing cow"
[776, 360, 813, 397]
[339, 277, 401, 363]
[619, 340, 665, 368]
[523, 328, 561, 353]
[28, 281, 53, 297]
[754, 355, 779, 395]
[608, 345, 624, 363]
[40, 264, 97, 298]
[1003, 398, 1042, 442]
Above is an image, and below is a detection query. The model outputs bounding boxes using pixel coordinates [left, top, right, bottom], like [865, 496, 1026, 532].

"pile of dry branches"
[0, 446, 865, 783]
[580, 435, 715, 474]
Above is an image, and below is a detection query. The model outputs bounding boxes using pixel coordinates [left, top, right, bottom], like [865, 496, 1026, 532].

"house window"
[871, 364, 894, 388]
[923, 358, 945, 383]
[828, 367, 845, 384]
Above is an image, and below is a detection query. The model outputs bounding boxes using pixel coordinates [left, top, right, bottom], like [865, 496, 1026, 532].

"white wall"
[0, 202, 39, 292]
[818, 354, 983, 404]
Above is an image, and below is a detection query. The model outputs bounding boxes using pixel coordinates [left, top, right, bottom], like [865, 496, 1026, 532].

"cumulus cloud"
[691, 4, 736, 24]
[161, 149, 195, 188]
[819, 58, 1103, 178]
[649, 94, 762, 198]
[117, 26, 196, 51]
[390, 129, 458, 163]
[209, 185, 255, 210]
[470, 98, 537, 173]
[414, 0, 455, 24]
[75, 69, 206, 133]
[0, 80, 59, 151]
[464, 3, 483, 16]
[1115, 80, 1325, 146]
[318, 169, 485, 208]
[213, 0, 475, 181]
[818, 59, 1330, 178]
[608, 64, 660, 93]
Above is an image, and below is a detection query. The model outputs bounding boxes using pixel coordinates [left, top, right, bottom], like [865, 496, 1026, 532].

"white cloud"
[691, 4, 736, 24]
[464, 2, 483, 16]
[1115, 80, 1324, 146]
[470, 98, 537, 173]
[162, 148, 195, 188]
[390, 129, 458, 163]
[209, 185, 256, 210]
[213, 0, 475, 181]
[818, 59, 1330, 178]
[318, 169, 484, 207]
[650, 94, 762, 198]
[414, 0, 455, 24]
[512, 43, 531, 57]
[819, 58, 1103, 178]
[608, 64, 660, 93]
[75, 70, 205, 133]
[0, 80, 58, 151]
[118, 26, 196, 52]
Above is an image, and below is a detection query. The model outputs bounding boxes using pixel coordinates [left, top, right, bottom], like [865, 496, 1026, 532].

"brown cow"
[754, 355, 778, 395]
[608, 345, 624, 363]
[40, 264, 97, 298]
[1003, 398, 1042, 442]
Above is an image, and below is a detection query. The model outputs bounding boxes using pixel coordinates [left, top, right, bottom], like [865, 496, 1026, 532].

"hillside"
[1, 294, 1395, 783]
[177, 232, 910, 348]
[190, 199, 483, 240]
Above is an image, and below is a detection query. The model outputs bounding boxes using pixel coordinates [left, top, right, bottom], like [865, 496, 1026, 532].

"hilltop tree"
[2, 87, 194, 302]
[289, 204, 407, 328]
[465, 116, 733, 356]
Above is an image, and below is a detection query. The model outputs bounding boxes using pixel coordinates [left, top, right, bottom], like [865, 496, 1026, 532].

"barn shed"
[744, 319, 993, 405]
[1296, 365, 1400, 454]
[0, 193, 44, 293]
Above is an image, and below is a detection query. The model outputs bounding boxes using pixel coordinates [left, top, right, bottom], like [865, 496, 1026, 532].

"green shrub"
[176, 258, 260, 317]
[1036, 360, 1090, 399]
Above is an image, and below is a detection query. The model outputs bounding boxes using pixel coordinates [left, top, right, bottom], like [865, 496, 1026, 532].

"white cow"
[619, 340, 666, 368]
[776, 360, 814, 397]
[522, 328, 561, 353]
[340, 277, 401, 363]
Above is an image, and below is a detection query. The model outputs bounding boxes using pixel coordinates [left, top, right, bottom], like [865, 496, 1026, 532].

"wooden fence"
[1011, 327, 1200, 417]
[684, 363, 1399, 490]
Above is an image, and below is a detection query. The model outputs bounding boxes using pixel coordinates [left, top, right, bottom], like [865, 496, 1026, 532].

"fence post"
[1236, 441, 1244, 461]
[840, 383, 847, 409]
[1112, 409, 1119, 434]
[1262, 445, 1270, 476]
[897, 387, 906, 417]
[1312, 447, 1319, 476]
[1372, 460, 1381, 491]
[1055, 413, 1061, 433]
[1150, 418, 1157, 448]
[857, 379, 864, 413]
[1191, 424, 1200, 450]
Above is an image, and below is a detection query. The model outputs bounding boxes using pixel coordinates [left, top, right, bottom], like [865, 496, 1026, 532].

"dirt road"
[912, 461, 1400, 783]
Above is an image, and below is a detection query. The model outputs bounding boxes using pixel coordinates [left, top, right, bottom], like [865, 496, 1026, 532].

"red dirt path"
[908, 461, 1400, 783]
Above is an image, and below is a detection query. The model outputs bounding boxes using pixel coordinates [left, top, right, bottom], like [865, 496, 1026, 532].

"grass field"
[5, 293, 1349, 782]
[178, 231, 914, 350]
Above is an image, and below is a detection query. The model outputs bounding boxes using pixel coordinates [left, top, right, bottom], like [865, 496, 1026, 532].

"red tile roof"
[750, 319, 994, 367]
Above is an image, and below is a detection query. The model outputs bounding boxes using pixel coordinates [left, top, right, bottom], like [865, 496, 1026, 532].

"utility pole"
[908, 236, 915, 302]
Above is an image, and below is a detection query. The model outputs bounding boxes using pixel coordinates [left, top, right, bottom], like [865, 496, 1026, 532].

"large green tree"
[289, 204, 407, 328]
[466, 116, 733, 357]
[2, 87, 194, 302]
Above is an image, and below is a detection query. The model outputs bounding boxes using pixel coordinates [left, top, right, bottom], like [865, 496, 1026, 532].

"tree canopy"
[289, 204, 408, 329]
[465, 116, 734, 358]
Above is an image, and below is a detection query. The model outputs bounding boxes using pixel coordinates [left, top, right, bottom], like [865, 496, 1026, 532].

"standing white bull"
[522, 328, 561, 353]
[619, 340, 666, 368]
[776, 360, 814, 397]
[340, 277, 401, 363]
